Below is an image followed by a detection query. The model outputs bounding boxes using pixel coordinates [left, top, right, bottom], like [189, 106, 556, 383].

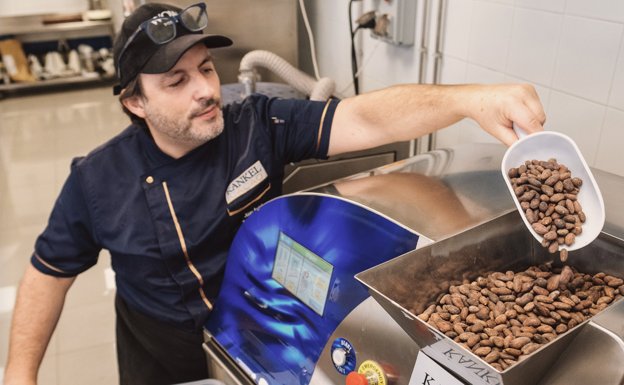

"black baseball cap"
[113, 2, 233, 95]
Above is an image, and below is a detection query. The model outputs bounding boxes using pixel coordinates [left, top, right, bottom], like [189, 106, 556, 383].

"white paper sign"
[409, 352, 467, 385]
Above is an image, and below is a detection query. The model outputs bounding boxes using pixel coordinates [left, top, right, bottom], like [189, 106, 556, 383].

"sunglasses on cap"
[116, 3, 209, 80]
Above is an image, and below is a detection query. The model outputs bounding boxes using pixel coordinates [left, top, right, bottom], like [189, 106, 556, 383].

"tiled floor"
[0, 86, 130, 384]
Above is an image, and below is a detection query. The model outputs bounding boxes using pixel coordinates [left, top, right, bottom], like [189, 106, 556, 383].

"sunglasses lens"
[181, 6, 208, 31]
[147, 18, 176, 43]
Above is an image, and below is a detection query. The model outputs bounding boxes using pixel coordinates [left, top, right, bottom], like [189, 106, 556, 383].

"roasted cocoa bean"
[544, 174, 559, 186]
[417, 264, 622, 367]
[544, 231, 557, 241]
[484, 351, 500, 363]
[523, 317, 541, 327]
[547, 275, 561, 291]
[548, 241, 559, 254]
[516, 293, 534, 306]
[521, 343, 541, 355]
[475, 347, 492, 357]
[532, 223, 549, 235]
[562, 179, 575, 191]
[510, 336, 531, 349]
[554, 206, 569, 216]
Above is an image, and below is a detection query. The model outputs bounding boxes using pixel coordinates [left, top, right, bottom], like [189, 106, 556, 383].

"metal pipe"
[418, 0, 431, 85]
[411, 0, 432, 157]
[427, 0, 447, 152]
[432, 0, 447, 86]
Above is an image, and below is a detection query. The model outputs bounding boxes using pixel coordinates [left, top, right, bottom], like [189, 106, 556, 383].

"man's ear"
[121, 94, 147, 119]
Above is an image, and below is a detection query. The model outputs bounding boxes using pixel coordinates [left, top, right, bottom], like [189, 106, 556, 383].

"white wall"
[0, 0, 88, 17]
[305, 0, 624, 177]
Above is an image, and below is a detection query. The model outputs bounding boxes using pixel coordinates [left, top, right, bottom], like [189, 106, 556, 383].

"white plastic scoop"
[501, 124, 605, 252]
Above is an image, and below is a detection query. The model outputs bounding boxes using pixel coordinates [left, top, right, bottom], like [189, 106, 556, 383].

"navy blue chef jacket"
[32, 95, 340, 332]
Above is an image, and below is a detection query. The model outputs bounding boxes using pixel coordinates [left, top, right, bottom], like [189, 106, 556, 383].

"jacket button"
[146, 176, 154, 184]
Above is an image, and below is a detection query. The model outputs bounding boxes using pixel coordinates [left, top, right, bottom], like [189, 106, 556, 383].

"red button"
[346, 372, 368, 385]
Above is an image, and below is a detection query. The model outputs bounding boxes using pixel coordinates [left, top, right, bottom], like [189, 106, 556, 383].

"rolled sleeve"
[32, 161, 101, 277]
[256, 96, 340, 163]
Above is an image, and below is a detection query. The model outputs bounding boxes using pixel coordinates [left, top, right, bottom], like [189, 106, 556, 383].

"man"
[4, 2, 546, 385]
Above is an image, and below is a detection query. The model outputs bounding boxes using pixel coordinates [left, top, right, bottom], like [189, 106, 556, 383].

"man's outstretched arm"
[4, 263, 76, 385]
[328, 83, 546, 156]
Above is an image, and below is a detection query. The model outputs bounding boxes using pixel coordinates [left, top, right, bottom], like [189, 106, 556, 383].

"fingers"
[494, 85, 546, 147]
[519, 84, 546, 127]
[510, 100, 544, 135]
[495, 124, 521, 147]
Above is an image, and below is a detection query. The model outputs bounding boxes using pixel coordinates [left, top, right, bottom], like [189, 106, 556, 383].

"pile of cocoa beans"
[507, 158, 585, 262]
[417, 264, 623, 372]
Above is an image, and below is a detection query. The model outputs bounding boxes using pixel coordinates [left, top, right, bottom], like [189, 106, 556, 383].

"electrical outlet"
[370, 0, 417, 46]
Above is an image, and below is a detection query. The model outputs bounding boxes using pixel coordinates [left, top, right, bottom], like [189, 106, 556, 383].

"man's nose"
[192, 73, 216, 101]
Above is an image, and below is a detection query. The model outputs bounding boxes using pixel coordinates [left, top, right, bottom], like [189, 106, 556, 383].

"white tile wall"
[307, 0, 624, 176]
[565, 0, 624, 24]
[443, 0, 474, 60]
[552, 16, 623, 104]
[506, 8, 562, 87]
[465, 64, 505, 84]
[489, 0, 514, 5]
[467, 2, 514, 72]
[359, 73, 388, 94]
[459, 120, 500, 144]
[595, 108, 624, 176]
[320, 54, 356, 97]
[360, 35, 420, 86]
[440, 56, 467, 85]
[435, 121, 462, 149]
[608, 36, 624, 111]
[515, 0, 565, 13]
[546, 91, 606, 164]
[315, 17, 352, 75]
[314, 0, 351, 24]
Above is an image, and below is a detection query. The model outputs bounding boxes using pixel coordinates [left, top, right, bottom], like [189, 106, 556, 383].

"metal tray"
[355, 211, 624, 385]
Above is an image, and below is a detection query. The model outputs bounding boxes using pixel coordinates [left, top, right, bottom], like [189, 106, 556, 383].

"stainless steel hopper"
[356, 203, 624, 385]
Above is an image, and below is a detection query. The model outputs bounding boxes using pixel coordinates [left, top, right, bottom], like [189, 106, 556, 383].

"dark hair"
[118, 75, 148, 129]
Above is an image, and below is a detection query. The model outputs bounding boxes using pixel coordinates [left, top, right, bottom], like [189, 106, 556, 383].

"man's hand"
[328, 83, 546, 156]
[463, 83, 546, 147]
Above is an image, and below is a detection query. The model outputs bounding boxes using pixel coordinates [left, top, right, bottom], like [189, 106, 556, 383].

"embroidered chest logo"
[226, 160, 268, 204]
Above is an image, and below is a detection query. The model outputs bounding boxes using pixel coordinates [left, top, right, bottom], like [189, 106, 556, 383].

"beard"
[145, 97, 225, 145]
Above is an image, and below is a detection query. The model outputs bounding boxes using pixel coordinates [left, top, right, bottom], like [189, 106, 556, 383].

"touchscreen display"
[271, 232, 333, 316]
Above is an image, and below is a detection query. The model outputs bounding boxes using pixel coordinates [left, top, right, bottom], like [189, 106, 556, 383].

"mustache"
[189, 97, 223, 119]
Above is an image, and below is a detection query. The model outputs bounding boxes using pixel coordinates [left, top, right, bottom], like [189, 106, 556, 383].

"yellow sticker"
[358, 360, 387, 385]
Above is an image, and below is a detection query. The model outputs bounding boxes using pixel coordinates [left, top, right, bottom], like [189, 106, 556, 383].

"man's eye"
[202, 67, 213, 74]
[169, 79, 183, 87]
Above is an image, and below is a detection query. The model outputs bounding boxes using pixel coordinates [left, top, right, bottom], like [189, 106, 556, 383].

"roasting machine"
[202, 143, 624, 385]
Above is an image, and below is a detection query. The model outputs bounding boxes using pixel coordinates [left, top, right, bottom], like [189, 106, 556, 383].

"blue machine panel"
[205, 194, 419, 385]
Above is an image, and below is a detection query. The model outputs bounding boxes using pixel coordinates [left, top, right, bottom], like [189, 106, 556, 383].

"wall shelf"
[0, 13, 116, 96]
